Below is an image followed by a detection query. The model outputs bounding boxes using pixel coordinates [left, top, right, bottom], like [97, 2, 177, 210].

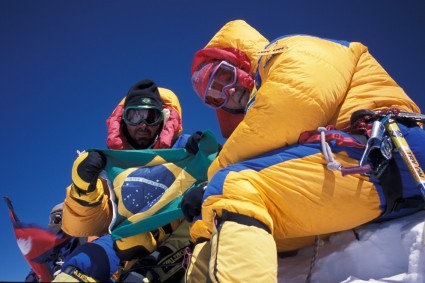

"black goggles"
[122, 106, 163, 126]
[49, 213, 62, 225]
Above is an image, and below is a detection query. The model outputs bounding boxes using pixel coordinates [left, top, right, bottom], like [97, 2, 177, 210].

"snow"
[278, 210, 425, 283]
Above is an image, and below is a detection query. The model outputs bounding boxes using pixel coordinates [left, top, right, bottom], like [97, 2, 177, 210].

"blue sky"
[1, 0, 424, 281]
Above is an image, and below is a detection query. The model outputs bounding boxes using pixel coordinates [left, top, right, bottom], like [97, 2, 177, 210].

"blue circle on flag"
[121, 164, 176, 214]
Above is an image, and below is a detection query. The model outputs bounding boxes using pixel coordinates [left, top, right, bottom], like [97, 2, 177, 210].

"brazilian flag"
[92, 130, 218, 242]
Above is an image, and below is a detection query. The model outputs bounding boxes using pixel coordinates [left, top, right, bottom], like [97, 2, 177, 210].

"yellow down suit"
[188, 20, 424, 282]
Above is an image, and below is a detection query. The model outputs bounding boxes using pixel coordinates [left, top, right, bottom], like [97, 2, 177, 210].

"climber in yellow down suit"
[181, 19, 425, 282]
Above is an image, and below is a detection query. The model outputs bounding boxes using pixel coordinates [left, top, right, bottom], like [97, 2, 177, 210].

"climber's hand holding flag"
[181, 182, 207, 222]
[70, 151, 106, 204]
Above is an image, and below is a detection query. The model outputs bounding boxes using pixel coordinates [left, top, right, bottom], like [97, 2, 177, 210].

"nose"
[224, 87, 236, 96]
[136, 122, 148, 129]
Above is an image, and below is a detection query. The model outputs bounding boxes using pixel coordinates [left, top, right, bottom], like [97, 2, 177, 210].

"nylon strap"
[217, 210, 271, 234]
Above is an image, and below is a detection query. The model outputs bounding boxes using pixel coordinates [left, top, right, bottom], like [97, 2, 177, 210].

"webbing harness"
[299, 108, 425, 216]
[298, 124, 372, 175]
[299, 125, 367, 149]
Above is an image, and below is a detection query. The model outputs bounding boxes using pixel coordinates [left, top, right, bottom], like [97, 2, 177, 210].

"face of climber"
[122, 106, 163, 148]
[48, 204, 63, 234]
[193, 61, 252, 112]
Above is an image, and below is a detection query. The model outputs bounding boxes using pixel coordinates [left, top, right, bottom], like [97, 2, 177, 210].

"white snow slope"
[278, 210, 425, 283]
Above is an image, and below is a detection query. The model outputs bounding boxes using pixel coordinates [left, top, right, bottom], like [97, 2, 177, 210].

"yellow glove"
[113, 223, 178, 261]
[113, 232, 157, 261]
[70, 151, 106, 204]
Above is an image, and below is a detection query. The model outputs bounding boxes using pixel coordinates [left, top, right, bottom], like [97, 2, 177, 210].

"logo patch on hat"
[141, 98, 152, 105]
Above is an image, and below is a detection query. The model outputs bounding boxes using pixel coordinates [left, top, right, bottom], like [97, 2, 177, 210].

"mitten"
[181, 183, 207, 222]
[70, 151, 106, 204]
[114, 232, 157, 261]
[185, 131, 203, 155]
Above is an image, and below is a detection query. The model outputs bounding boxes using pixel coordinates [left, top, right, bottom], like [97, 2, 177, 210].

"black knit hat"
[124, 79, 163, 110]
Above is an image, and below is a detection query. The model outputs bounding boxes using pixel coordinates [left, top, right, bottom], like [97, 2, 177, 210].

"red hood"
[192, 47, 252, 139]
[106, 100, 182, 149]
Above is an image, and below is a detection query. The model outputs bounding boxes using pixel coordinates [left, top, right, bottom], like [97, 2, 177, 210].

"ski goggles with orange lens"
[203, 61, 237, 109]
[122, 106, 163, 126]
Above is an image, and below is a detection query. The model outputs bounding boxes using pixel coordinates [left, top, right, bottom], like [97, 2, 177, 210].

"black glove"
[185, 131, 203, 155]
[73, 150, 106, 192]
[181, 183, 207, 222]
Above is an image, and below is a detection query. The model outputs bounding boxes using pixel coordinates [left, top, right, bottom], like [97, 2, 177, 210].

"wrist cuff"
[70, 180, 103, 203]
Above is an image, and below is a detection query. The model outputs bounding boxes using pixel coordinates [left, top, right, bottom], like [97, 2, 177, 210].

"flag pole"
[3, 196, 20, 222]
